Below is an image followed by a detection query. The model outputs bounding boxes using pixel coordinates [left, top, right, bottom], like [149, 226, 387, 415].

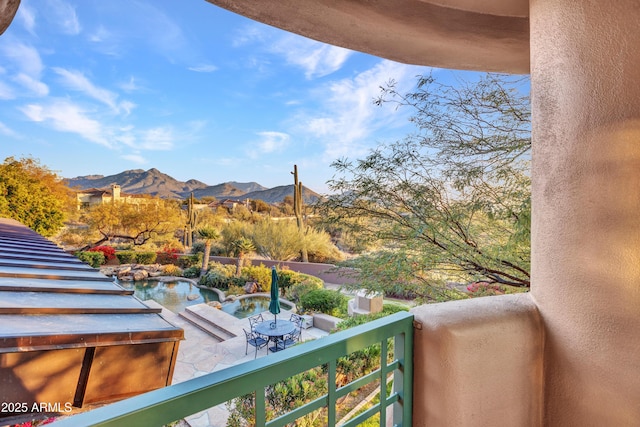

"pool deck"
[143, 300, 330, 427]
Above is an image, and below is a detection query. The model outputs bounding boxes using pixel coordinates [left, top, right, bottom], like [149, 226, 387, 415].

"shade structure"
[269, 266, 280, 323]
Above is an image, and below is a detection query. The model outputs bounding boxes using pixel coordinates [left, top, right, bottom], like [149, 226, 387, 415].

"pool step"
[179, 305, 239, 342]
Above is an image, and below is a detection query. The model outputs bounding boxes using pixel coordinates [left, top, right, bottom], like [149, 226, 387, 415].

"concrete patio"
[144, 301, 330, 427]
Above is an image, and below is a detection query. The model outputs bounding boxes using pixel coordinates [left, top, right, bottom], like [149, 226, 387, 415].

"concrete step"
[179, 305, 238, 341]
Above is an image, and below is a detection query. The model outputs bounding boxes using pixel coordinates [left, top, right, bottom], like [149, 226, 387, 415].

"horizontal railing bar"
[336, 369, 382, 399]
[267, 395, 327, 427]
[51, 311, 413, 427]
[340, 403, 380, 427]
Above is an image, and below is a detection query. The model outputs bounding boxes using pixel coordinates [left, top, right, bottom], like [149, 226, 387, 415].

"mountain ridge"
[66, 168, 322, 204]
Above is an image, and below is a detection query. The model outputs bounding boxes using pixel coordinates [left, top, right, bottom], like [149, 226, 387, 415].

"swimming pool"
[220, 295, 294, 319]
[120, 279, 219, 313]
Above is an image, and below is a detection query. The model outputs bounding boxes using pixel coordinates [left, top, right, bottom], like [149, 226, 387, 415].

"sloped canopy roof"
[0, 218, 183, 353]
[205, 0, 530, 73]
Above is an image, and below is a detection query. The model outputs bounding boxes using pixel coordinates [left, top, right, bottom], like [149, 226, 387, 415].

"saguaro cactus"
[184, 192, 199, 248]
[291, 165, 309, 262]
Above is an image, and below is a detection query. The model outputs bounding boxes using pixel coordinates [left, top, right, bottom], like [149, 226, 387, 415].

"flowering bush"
[88, 245, 116, 261]
[12, 417, 56, 427]
[466, 281, 505, 297]
[162, 264, 183, 276]
[156, 246, 181, 265]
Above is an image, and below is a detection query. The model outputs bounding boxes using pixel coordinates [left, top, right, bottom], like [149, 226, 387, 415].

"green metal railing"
[51, 311, 414, 427]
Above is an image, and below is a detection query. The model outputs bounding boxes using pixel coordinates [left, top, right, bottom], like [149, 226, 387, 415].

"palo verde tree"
[0, 156, 73, 237]
[82, 197, 182, 249]
[318, 72, 531, 300]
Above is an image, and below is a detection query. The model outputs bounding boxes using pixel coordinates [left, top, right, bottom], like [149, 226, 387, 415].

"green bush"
[178, 253, 202, 269]
[183, 266, 200, 278]
[136, 252, 157, 264]
[241, 264, 272, 291]
[298, 289, 347, 316]
[76, 251, 105, 268]
[116, 251, 136, 264]
[190, 241, 205, 254]
[288, 275, 324, 303]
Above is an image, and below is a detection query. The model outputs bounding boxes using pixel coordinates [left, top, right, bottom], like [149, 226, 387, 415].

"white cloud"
[296, 60, 426, 159]
[257, 131, 290, 153]
[45, 0, 81, 35]
[20, 99, 110, 147]
[122, 153, 148, 164]
[118, 76, 142, 93]
[17, 4, 36, 35]
[273, 35, 352, 79]
[52, 67, 134, 114]
[88, 25, 110, 43]
[188, 64, 218, 73]
[1, 41, 44, 77]
[0, 122, 20, 138]
[140, 127, 174, 150]
[14, 73, 49, 96]
[0, 81, 15, 100]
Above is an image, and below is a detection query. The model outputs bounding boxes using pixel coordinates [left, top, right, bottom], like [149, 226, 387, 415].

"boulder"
[132, 269, 149, 281]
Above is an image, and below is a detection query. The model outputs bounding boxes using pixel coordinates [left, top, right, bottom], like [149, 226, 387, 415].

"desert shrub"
[190, 241, 205, 254]
[178, 253, 202, 269]
[288, 275, 324, 303]
[116, 251, 136, 264]
[298, 289, 347, 316]
[88, 245, 116, 262]
[207, 262, 236, 277]
[76, 251, 104, 268]
[466, 281, 505, 297]
[136, 252, 157, 265]
[227, 283, 246, 296]
[162, 264, 183, 276]
[199, 270, 245, 290]
[183, 266, 200, 278]
[241, 264, 272, 291]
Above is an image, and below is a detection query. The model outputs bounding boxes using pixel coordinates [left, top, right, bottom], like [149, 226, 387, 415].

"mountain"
[66, 168, 319, 203]
[240, 184, 322, 204]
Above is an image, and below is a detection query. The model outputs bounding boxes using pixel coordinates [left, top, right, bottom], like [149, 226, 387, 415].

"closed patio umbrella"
[269, 266, 281, 325]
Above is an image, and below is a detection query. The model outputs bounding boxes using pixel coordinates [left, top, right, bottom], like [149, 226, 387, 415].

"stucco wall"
[531, 1, 640, 425]
[411, 293, 543, 426]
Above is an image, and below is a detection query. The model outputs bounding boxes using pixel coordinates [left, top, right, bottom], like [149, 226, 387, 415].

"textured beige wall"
[411, 293, 543, 426]
[530, 1, 640, 425]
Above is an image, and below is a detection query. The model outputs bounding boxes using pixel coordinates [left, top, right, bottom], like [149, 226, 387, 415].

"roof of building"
[0, 218, 183, 353]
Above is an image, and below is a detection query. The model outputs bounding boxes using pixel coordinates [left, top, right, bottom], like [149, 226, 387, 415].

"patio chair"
[289, 313, 303, 328]
[282, 327, 302, 349]
[243, 328, 268, 358]
[248, 313, 264, 332]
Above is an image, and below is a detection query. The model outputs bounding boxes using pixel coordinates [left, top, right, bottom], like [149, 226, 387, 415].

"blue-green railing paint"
[51, 311, 414, 426]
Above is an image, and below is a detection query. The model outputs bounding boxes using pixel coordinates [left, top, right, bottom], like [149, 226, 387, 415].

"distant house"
[76, 184, 151, 209]
[208, 198, 249, 212]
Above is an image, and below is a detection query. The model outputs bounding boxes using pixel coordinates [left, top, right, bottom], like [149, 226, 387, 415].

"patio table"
[254, 319, 296, 352]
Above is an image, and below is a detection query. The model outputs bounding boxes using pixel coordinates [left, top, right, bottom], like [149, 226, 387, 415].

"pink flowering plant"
[466, 281, 505, 297]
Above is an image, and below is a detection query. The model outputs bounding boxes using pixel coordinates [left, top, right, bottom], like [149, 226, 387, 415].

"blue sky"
[0, 0, 480, 193]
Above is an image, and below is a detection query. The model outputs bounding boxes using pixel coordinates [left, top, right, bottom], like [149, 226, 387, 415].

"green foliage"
[226, 368, 327, 427]
[288, 276, 324, 303]
[88, 245, 116, 261]
[76, 251, 105, 268]
[178, 253, 202, 268]
[182, 266, 200, 278]
[0, 156, 71, 236]
[115, 251, 136, 264]
[199, 262, 244, 290]
[318, 73, 531, 300]
[298, 289, 347, 316]
[135, 252, 157, 264]
[241, 264, 272, 291]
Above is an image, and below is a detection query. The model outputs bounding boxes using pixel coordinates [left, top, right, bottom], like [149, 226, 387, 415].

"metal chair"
[282, 326, 302, 349]
[243, 328, 268, 358]
[248, 313, 264, 332]
[289, 313, 303, 328]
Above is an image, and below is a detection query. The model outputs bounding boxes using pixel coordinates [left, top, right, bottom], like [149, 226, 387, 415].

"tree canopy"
[318, 73, 531, 299]
[0, 156, 72, 237]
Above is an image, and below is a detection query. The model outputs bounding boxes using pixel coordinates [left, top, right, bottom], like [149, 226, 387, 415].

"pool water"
[220, 296, 294, 319]
[120, 280, 219, 313]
